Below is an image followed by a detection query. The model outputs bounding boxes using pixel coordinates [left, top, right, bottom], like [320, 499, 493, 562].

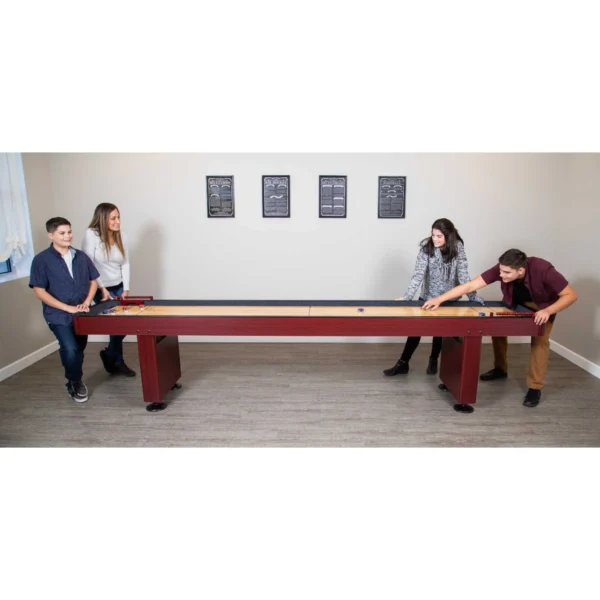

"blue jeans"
[49, 324, 88, 382]
[94, 284, 126, 364]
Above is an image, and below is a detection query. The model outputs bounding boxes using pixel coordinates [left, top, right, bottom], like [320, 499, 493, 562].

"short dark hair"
[46, 217, 71, 233]
[498, 248, 527, 269]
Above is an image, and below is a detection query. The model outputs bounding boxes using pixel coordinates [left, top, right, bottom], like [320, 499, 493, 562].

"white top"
[62, 248, 75, 278]
[81, 228, 130, 290]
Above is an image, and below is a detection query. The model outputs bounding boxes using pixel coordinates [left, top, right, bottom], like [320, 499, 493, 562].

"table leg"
[439, 336, 482, 413]
[137, 335, 182, 412]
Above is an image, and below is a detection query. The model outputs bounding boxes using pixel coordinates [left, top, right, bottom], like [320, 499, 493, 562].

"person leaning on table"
[422, 248, 578, 408]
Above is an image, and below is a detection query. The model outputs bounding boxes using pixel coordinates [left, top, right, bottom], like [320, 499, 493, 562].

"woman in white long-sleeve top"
[81, 203, 136, 377]
[384, 218, 484, 377]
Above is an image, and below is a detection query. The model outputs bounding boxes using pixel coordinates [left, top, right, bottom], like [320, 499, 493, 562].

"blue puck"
[358, 307, 364, 312]
[479, 312, 485, 316]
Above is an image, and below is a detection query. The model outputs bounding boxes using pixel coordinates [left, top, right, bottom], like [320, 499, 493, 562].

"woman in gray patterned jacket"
[384, 218, 484, 376]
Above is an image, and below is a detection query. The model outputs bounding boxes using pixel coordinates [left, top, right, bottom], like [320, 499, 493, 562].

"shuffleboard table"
[74, 299, 544, 413]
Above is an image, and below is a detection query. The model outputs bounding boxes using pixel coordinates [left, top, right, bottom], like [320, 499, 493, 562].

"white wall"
[46, 153, 563, 302]
[549, 154, 600, 369]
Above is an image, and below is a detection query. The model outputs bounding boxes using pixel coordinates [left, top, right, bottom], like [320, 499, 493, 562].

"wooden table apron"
[74, 303, 543, 408]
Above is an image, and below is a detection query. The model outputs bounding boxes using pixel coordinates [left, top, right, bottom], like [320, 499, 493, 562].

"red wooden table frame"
[74, 300, 544, 413]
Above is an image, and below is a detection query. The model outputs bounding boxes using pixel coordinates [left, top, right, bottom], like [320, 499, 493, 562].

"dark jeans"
[399, 297, 442, 363]
[400, 336, 442, 362]
[94, 283, 126, 364]
[49, 323, 88, 382]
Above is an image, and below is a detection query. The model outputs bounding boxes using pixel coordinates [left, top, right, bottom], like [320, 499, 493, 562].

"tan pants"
[491, 302, 554, 390]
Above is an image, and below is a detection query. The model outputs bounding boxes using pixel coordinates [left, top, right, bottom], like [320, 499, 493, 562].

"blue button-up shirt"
[29, 244, 100, 326]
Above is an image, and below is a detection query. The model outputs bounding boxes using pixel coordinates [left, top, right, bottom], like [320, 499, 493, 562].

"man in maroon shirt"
[422, 249, 578, 407]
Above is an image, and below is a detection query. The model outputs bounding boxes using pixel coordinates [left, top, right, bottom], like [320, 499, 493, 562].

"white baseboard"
[89, 335, 113, 343]
[550, 340, 600, 379]
[89, 335, 530, 344]
[0, 341, 59, 383]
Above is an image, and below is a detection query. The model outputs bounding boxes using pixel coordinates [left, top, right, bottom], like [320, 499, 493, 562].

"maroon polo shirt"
[480, 257, 569, 310]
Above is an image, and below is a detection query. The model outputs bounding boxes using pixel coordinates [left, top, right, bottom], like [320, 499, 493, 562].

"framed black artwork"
[207, 176, 235, 217]
[262, 176, 290, 218]
[319, 175, 347, 218]
[378, 176, 406, 218]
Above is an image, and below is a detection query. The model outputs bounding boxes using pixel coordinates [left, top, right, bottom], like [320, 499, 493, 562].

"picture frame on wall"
[262, 175, 291, 218]
[207, 176, 235, 217]
[319, 175, 347, 218]
[378, 176, 406, 219]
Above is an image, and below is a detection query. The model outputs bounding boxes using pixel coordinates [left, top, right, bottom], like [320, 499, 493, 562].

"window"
[0, 153, 34, 284]
[0, 258, 13, 274]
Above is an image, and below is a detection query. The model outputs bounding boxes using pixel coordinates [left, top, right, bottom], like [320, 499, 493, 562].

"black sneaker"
[66, 380, 89, 403]
[383, 360, 409, 376]
[426, 358, 438, 375]
[479, 367, 508, 381]
[100, 349, 117, 374]
[114, 361, 136, 377]
[523, 388, 541, 408]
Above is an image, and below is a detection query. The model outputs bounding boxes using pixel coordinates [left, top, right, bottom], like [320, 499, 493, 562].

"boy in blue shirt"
[29, 217, 100, 402]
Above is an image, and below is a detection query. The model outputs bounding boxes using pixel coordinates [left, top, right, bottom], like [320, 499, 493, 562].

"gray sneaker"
[67, 380, 89, 403]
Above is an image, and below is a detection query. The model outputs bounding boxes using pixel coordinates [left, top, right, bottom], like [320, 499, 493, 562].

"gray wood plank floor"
[1, 342, 599, 447]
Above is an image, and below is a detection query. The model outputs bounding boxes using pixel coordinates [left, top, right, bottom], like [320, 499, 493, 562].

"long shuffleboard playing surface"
[98, 304, 517, 318]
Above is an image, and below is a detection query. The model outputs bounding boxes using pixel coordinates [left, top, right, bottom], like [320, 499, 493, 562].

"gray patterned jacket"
[403, 242, 484, 303]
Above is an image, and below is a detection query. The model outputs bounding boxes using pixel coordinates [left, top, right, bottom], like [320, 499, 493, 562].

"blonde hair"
[88, 203, 125, 259]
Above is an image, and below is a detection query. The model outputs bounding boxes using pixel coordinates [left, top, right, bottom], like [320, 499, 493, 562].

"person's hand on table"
[121, 290, 130, 298]
[67, 304, 89, 314]
[422, 297, 441, 311]
[100, 287, 112, 302]
[534, 308, 551, 325]
[394, 297, 404, 301]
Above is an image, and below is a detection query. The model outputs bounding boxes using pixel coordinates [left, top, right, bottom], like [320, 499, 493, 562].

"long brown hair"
[420, 218, 465, 262]
[88, 203, 125, 259]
